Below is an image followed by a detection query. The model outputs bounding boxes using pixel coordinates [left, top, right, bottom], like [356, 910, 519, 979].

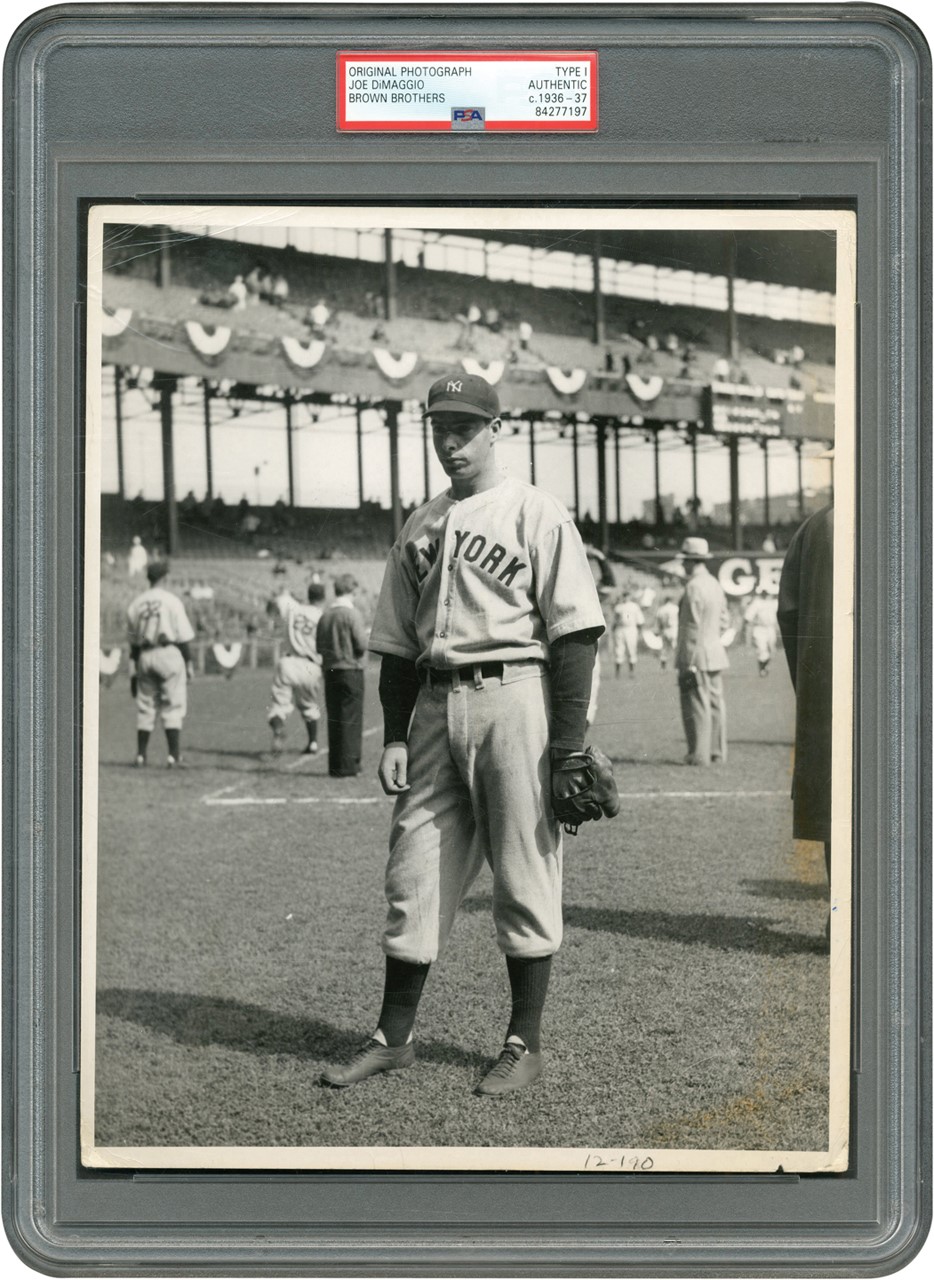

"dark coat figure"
[316, 575, 368, 777]
[777, 505, 834, 845]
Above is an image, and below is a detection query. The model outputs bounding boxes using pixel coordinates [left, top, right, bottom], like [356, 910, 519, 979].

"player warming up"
[126, 561, 195, 767]
[266, 580, 326, 756]
[321, 373, 619, 1098]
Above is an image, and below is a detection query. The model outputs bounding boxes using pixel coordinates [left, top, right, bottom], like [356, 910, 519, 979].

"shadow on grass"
[741, 878, 829, 902]
[460, 895, 827, 957]
[96, 988, 488, 1069]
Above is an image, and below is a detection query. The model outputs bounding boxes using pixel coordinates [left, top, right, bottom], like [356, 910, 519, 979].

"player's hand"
[378, 743, 410, 794]
[186, 663, 195, 681]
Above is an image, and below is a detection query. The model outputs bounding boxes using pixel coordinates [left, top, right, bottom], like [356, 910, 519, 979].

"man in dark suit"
[777, 504, 834, 887]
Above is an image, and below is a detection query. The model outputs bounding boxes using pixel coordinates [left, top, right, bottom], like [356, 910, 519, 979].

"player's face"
[429, 412, 501, 491]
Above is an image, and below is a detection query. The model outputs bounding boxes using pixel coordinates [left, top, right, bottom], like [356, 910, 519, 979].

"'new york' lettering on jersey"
[369, 476, 605, 667]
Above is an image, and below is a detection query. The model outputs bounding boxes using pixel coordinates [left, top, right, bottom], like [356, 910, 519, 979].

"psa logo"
[451, 107, 485, 130]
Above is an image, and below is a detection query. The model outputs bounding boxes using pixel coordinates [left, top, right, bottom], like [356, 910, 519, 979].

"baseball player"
[743, 585, 780, 676]
[611, 591, 645, 677]
[127, 561, 195, 767]
[653, 593, 679, 670]
[267, 581, 326, 755]
[321, 373, 614, 1097]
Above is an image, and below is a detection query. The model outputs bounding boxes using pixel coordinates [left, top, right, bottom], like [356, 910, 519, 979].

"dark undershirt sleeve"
[549, 629, 600, 753]
[379, 652, 421, 745]
[177, 641, 193, 664]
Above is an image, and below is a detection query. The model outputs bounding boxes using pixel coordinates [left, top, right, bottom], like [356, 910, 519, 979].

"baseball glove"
[551, 746, 620, 835]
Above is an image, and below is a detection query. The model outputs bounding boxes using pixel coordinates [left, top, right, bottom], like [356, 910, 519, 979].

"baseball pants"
[751, 625, 777, 665]
[678, 668, 727, 765]
[136, 645, 187, 731]
[267, 655, 322, 724]
[324, 668, 364, 776]
[382, 664, 562, 965]
[613, 627, 639, 666]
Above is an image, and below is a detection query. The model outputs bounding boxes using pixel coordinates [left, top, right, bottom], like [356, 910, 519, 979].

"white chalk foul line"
[201, 787, 787, 808]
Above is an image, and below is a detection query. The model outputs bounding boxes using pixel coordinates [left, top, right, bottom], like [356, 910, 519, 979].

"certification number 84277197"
[534, 105, 590, 118]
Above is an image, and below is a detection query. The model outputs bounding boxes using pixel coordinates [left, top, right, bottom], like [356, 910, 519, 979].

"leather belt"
[419, 661, 504, 687]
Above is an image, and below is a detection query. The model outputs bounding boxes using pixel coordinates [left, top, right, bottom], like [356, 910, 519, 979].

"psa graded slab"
[3, 4, 929, 1276]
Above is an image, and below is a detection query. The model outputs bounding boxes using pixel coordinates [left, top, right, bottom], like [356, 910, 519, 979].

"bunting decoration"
[545, 366, 587, 396]
[184, 321, 232, 359]
[212, 642, 243, 678]
[461, 358, 505, 385]
[625, 372, 665, 402]
[372, 348, 419, 381]
[101, 307, 133, 337]
[281, 336, 327, 369]
[99, 647, 122, 686]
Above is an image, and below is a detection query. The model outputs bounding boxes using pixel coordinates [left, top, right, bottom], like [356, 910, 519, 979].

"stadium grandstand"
[96, 216, 836, 650]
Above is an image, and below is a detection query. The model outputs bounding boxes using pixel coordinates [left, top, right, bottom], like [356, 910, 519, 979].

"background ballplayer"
[267, 579, 326, 756]
[126, 561, 195, 767]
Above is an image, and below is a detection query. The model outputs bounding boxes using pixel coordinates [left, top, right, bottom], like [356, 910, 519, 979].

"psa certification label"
[337, 51, 597, 131]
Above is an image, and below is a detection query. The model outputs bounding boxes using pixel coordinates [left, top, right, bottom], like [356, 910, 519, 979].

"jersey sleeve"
[532, 520, 606, 644]
[171, 596, 196, 644]
[274, 591, 296, 624]
[368, 539, 421, 660]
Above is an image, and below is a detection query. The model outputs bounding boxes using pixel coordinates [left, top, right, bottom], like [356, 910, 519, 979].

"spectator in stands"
[271, 496, 290, 535]
[762, 531, 777, 553]
[210, 493, 227, 525]
[604, 348, 616, 372]
[483, 306, 501, 334]
[179, 490, 198, 518]
[245, 263, 266, 299]
[518, 320, 533, 351]
[713, 356, 731, 380]
[229, 275, 248, 310]
[665, 331, 680, 354]
[307, 299, 331, 335]
[456, 302, 482, 350]
[127, 535, 148, 580]
[316, 573, 368, 778]
[272, 274, 290, 307]
[258, 269, 276, 303]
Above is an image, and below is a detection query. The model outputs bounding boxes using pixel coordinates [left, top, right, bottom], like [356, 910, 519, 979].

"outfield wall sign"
[337, 52, 598, 131]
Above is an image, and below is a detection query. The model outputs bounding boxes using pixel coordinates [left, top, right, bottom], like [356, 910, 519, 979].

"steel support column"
[285, 396, 296, 507]
[592, 233, 605, 346]
[386, 401, 403, 539]
[384, 229, 397, 321]
[155, 373, 179, 554]
[729, 435, 742, 550]
[114, 366, 126, 500]
[596, 419, 609, 554]
[202, 379, 213, 500]
[356, 403, 365, 507]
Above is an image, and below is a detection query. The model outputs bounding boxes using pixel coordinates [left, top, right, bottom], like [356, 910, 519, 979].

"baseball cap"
[424, 373, 500, 419]
[678, 536, 711, 559]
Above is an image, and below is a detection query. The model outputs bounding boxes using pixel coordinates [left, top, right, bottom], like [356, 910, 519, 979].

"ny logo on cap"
[446, 380, 463, 393]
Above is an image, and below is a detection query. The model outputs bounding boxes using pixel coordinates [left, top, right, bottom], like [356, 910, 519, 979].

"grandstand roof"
[432, 226, 838, 294]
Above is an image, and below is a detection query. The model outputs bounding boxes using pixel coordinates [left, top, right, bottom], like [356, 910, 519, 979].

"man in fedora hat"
[675, 536, 730, 765]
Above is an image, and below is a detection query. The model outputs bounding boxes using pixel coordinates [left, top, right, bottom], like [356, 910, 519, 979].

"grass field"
[91, 643, 833, 1165]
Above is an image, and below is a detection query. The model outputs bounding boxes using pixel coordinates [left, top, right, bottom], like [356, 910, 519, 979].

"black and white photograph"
[80, 205, 855, 1173]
